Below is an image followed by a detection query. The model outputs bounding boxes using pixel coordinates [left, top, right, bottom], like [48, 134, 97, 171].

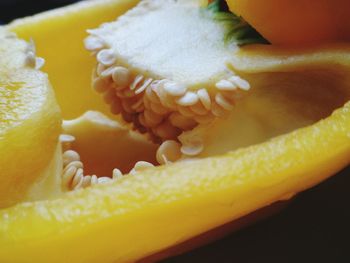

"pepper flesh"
[0, 97, 349, 263]
[0, 29, 62, 208]
[1, 0, 350, 262]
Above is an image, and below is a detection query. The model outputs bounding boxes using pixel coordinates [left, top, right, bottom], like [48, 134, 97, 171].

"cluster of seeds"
[60, 134, 155, 191]
[86, 41, 250, 157]
[59, 131, 203, 190]
[59, 129, 206, 190]
[85, 35, 250, 157]
[85, 0, 250, 161]
[63, 0, 254, 191]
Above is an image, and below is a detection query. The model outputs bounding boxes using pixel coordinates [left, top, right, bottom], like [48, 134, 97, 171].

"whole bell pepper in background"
[226, 0, 350, 45]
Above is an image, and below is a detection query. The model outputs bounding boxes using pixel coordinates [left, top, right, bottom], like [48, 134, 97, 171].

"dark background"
[0, 0, 77, 23]
[1, 1, 349, 262]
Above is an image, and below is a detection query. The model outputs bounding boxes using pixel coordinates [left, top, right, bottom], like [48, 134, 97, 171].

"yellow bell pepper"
[0, 0, 349, 262]
[226, 0, 350, 45]
[0, 29, 62, 208]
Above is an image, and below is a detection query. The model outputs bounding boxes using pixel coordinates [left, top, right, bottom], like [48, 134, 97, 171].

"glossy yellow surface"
[0, 30, 61, 208]
[0, 0, 349, 262]
[0, 98, 349, 262]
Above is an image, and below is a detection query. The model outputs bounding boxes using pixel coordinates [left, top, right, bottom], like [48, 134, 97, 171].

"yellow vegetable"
[0, 0, 348, 262]
[0, 29, 62, 208]
[226, 0, 350, 45]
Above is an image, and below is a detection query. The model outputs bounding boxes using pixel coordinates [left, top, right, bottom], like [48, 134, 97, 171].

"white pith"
[82, 0, 251, 181]
[0, 29, 45, 71]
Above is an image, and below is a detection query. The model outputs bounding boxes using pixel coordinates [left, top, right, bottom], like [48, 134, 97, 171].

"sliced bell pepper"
[0, 0, 349, 262]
